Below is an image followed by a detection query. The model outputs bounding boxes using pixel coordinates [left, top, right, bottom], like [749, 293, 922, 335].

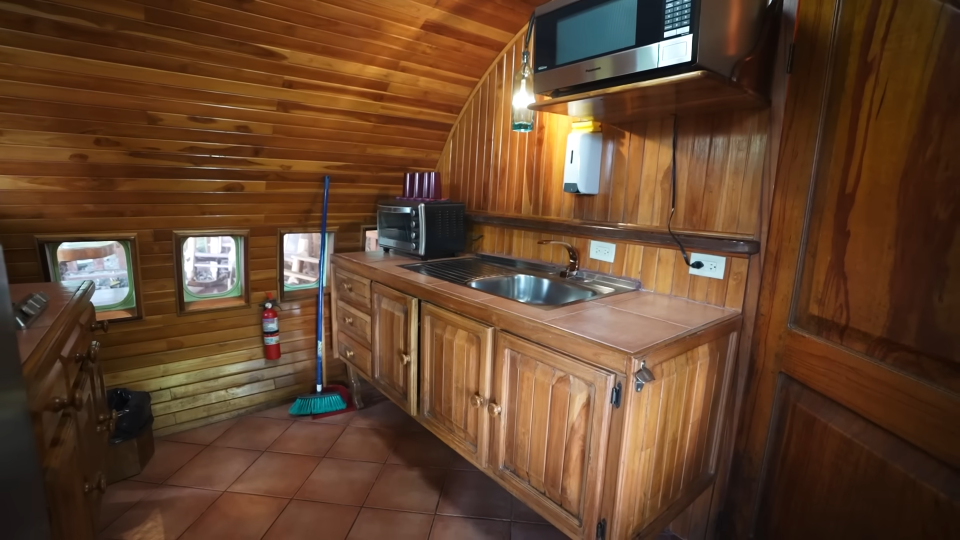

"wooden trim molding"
[467, 213, 760, 256]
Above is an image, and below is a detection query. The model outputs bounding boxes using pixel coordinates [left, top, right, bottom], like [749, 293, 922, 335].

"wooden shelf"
[528, 70, 769, 124]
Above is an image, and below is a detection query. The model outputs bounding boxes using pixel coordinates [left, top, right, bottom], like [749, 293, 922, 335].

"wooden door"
[724, 0, 960, 537]
[371, 283, 419, 415]
[45, 417, 96, 540]
[419, 303, 494, 467]
[490, 332, 615, 539]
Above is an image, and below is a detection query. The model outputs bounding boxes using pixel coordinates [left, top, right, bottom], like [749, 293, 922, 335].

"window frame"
[276, 226, 338, 303]
[35, 233, 144, 323]
[173, 229, 250, 315]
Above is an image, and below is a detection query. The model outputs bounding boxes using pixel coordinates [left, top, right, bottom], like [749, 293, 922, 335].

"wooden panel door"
[490, 332, 615, 539]
[724, 0, 960, 537]
[371, 283, 419, 415]
[419, 303, 494, 467]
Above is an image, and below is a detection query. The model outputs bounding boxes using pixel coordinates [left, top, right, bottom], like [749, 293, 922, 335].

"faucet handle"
[536, 240, 579, 278]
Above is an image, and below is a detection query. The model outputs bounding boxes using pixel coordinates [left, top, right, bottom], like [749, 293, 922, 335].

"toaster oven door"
[377, 206, 422, 255]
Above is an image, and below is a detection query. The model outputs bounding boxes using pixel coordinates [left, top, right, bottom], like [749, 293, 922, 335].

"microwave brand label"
[538, 66, 547, 70]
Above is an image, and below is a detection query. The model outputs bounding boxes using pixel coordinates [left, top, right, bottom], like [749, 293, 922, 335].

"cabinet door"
[73, 368, 106, 523]
[371, 283, 418, 414]
[490, 333, 615, 538]
[419, 303, 494, 467]
[45, 416, 96, 540]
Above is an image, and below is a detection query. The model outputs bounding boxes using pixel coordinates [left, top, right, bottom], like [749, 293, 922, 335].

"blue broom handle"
[316, 175, 330, 392]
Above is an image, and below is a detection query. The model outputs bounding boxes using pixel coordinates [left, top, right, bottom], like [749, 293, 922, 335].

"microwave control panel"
[663, 0, 692, 38]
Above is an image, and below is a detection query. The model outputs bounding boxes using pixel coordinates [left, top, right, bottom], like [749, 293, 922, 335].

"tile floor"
[98, 395, 569, 540]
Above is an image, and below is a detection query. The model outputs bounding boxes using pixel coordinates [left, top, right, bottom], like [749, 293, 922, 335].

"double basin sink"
[401, 255, 641, 307]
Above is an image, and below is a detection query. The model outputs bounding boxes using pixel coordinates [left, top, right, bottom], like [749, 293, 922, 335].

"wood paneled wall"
[437, 38, 769, 238]
[0, 0, 537, 434]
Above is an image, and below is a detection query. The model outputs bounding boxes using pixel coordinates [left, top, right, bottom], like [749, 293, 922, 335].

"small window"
[38, 236, 142, 322]
[174, 231, 249, 314]
[278, 228, 335, 303]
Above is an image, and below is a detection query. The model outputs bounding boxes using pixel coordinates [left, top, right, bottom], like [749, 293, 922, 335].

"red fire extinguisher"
[261, 293, 281, 360]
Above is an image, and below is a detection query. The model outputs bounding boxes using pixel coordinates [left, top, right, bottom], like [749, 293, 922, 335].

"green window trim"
[48, 241, 137, 312]
[182, 236, 244, 303]
[281, 232, 333, 292]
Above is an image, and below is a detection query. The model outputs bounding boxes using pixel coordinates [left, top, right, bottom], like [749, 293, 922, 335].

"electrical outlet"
[688, 253, 726, 279]
[589, 240, 616, 263]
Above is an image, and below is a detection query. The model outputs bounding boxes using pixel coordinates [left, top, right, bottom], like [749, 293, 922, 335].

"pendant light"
[511, 13, 536, 133]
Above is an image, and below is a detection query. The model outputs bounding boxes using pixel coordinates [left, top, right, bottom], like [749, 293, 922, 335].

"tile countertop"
[335, 252, 740, 358]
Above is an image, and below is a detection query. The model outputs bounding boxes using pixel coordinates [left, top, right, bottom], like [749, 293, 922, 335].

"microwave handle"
[380, 206, 414, 214]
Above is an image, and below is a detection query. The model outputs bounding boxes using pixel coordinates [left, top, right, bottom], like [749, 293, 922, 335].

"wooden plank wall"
[0, 0, 538, 434]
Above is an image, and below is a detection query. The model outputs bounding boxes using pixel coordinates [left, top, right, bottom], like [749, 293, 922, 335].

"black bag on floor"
[107, 388, 154, 444]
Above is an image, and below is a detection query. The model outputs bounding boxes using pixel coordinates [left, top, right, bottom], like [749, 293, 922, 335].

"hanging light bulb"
[512, 15, 536, 133]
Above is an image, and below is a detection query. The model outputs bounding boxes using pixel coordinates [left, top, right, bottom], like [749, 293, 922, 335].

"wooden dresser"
[13, 281, 110, 540]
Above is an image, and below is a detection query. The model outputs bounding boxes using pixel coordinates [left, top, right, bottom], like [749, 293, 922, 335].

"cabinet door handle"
[342, 282, 353, 292]
[487, 402, 502, 417]
[90, 320, 109, 334]
[470, 394, 485, 408]
[401, 353, 411, 365]
[75, 341, 101, 364]
[344, 316, 354, 325]
[84, 473, 107, 494]
[344, 349, 355, 359]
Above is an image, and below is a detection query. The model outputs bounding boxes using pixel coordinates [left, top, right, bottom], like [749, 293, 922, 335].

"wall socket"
[688, 253, 726, 279]
[589, 240, 616, 263]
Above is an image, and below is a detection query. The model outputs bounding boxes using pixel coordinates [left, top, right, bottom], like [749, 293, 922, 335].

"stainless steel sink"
[401, 255, 640, 307]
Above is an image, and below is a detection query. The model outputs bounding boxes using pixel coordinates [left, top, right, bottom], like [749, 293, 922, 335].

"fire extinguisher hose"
[289, 175, 347, 416]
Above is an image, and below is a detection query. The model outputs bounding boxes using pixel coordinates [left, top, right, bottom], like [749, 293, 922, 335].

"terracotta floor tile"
[98, 481, 157, 531]
[178, 492, 288, 540]
[129, 441, 204, 483]
[428, 515, 510, 540]
[164, 445, 261, 491]
[268, 421, 345, 456]
[228, 451, 320, 498]
[364, 464, 446, 513]
[307, 409, 358, 425]
[210, 416, 293, 450]
[263, 500, 359, 540]
[349, 401, 418, 431]
[436, 470, 511, 520]
[448, 454, 480, 471]
[100, 485, 220, 540]
[326, 426, 398, 463]
[387, 432, 458, 468]
[510, 522, 568, 540]
[161, 419, 238, 445]
[511, 497, 549, 524]
[249, 402, 298, 420]
[295, 458, 382, 506]
[345, 508, 434, 540]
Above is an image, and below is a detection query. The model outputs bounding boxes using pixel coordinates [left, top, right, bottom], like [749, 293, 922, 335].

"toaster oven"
[377, 201, 466, 260]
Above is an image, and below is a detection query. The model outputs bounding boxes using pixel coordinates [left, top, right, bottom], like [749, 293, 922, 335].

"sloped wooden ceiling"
[0, 0, 541, 433]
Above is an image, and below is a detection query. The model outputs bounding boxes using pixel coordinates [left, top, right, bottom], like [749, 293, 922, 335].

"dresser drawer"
[337, 331, 372, 378]
[32, 358, 71, 453]
[336, 300, 371, 346]
[334, 269, 371, 309]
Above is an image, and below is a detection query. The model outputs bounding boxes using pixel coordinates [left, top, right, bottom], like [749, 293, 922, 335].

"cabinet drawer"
[336, 300, 371, 346]
[334, 269, 371, 309]
[337, 331, 372, 378]
[32, 358, 70, 453]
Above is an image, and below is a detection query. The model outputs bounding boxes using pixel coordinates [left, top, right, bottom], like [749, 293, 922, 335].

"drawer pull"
[50, 390, 84, 412]
[344, 349, 355, 360]
[84, 474, 107, 494]
[90, 320, 109, 334]
[97, 411, 118, 434]
[487, 402, 502, 417]
[344, 316, 354, 325]
[470, 394, 485, 408]
[342, 282, 353, 292]
[401, 353, 411, 366]
[75, 341, 101, 364]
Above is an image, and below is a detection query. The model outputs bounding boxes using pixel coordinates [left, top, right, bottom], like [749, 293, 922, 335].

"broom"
[289, 175, 347, 416]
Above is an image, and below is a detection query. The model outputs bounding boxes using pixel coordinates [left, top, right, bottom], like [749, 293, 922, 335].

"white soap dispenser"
[562, 123, 602, 195]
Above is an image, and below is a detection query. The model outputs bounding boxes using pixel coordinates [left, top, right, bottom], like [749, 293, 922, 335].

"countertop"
[334, 251, 740, 360]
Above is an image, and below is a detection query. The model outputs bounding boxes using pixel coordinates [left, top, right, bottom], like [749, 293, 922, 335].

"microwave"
[533, 0, 766, 96]
[377, 201, 465, 260]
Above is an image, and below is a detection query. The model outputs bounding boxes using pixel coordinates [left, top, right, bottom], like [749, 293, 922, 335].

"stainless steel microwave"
[533, 0, 766, 96]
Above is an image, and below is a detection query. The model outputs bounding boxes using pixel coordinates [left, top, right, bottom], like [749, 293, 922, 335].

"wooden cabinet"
[14, 282, 109, 540]
[371, 283, 419, 415]
[419, 303, 494, 467]
[490, 333, 616, 539]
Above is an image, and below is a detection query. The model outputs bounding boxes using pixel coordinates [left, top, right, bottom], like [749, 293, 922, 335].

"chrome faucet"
[538, 240, 579, 278]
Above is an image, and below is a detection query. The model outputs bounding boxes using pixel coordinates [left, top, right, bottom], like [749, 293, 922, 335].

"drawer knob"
[470, 394, 485, 408]
[342, 282, 353, 292]
[75, 341, 101, 364]
[401, 353, 411, 366]
[344, 349, 355, 360]
[97, 411, 118, 434]
[487, 402, 502, 417]
[50, 390, 84, 412]
[344, 316, 354, 325]
[84, 473, 107, 494]
[90, 320, 109, 334]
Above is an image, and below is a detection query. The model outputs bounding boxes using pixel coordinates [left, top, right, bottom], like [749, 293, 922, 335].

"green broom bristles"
[289, 392, 347, 416]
